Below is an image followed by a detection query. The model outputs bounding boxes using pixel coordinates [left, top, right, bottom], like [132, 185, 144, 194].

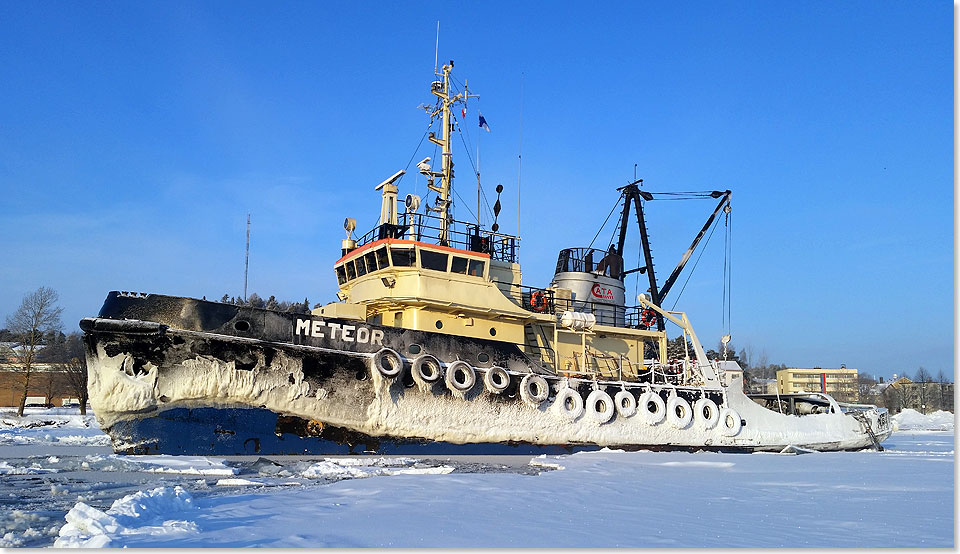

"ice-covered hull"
[81, 292, 891, 455]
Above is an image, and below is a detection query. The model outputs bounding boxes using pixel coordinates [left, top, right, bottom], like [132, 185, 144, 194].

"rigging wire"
[587, 192, 625, 250]
[669, 214, 722, 311]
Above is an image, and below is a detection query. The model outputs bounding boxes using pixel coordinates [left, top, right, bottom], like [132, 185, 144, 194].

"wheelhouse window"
[336, 265, 347, 285]
[364, 250, 379, 273]
[375, 247, 389, 269]
[451, 256, 468, 274]
[468, 259, 485, 277]
[391, 247, 416, 267]
[420, 249, 449, 271]
[345, 261, 357, 280]
[355, 256, 367, 277]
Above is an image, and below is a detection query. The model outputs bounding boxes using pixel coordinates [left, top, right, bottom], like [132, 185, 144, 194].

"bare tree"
[935, 369, 951, 412]
[62, 355, 88, 415]
[914, 367, 932, 414]
[5, 287, 63, 416]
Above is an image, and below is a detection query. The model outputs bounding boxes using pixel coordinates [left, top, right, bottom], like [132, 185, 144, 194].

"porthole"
[234, 320, 250, 332]
[435, 320, 443, 329]
[489, 328, 497, 336]
[408, 344, 422, 354]
[477, 352, 490, 363]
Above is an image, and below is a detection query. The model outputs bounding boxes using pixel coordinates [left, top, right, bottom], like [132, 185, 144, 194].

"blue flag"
[479, 112, 491, 132]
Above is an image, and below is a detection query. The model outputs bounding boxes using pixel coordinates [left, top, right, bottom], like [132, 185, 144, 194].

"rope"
[669, 214, 722, 310]
[587, 192, 625, 250]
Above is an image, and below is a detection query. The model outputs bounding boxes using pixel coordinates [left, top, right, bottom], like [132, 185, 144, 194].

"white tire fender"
[519, 374, 549, 407]
[585, 389, 615, 423]
[614, 390, 637, 418]
[484, 366, 510, 394]
[667, 396, 693, 429]
[694, 398, 720, 429]
[719, 407, 743, 437]
[554, 387, 584, 420]
[639, 391, 666, 425]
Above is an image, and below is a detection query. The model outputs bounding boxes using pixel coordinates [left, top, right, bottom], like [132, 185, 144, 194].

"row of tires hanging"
[371, 347, 743, 437]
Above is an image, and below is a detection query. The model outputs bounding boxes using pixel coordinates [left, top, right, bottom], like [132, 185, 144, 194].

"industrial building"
[777, 367, 859, 403]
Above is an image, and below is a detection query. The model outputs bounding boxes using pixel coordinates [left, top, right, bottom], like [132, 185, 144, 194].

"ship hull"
[82, 292, 892, 455]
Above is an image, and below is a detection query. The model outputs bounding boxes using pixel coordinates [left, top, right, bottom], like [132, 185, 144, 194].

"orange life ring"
[530, 291, 548, 313]
[640, 308, 657, 327]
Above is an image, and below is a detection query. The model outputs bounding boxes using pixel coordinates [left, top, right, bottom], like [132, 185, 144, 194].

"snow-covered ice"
[0, 406, 954, 547]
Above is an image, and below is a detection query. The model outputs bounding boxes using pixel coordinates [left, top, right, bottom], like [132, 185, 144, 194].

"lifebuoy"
[484, 366, 510, 394]
[615, 390, 637, 418]
[554, 387, 584, 420]
[694, 398, 720, 429]
[519, 374, 549, 407]
[640, 308, 657, 327]
[719, 407, 743, 437]
[372, 348, 404, 378]
[445, 361, 476, 393]
[411, 354, 442, 389]
[667, 396, 693, 429]
[530, 291, 548, 313]
[639, 391, 666, 424]
[586, 389, 615, 423]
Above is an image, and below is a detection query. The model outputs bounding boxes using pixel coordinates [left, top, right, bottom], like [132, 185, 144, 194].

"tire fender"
[638, 391, 666, 425]
[694, 398, 720, 429]
[372, 348, 403, 379]
[667, 396, 693, 429]
[554, 387, 584, 420]
[586, 389, 615, 423]
[719, 407, 743, 437]
[484, 366, 510, 394]
[519, 374, 549, 408]
[614, 390, 637, 418]
[445, 361, 476, 393]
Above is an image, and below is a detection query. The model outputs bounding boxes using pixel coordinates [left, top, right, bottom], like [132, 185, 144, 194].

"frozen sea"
[0, 407, 954, 548]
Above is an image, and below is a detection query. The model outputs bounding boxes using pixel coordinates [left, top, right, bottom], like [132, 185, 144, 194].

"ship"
[80, 60, 892, 455]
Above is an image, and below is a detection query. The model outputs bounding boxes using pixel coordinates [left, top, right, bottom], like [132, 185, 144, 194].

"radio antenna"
[517, 71, 524, 239]
[434, 21, 440, 73]
[243, 213, 250, 301]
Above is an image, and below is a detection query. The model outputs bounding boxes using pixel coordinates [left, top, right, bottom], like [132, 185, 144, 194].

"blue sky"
[0, 2, 952, 380]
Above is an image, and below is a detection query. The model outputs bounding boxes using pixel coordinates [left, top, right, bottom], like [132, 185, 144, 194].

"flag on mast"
[479, 112, 491, 132]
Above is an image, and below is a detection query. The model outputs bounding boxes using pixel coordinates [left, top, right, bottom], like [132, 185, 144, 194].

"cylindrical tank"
[550, 272, 625, 326]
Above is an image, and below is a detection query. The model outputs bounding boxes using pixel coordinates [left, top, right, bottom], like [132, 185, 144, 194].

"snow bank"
[54, 486, 198, 548]
[893, 409, 954, 431]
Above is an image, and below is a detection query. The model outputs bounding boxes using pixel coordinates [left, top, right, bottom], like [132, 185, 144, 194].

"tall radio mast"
[243, 213, 250, 301]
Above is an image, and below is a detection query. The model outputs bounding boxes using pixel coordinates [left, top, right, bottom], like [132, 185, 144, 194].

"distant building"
[777, 367, 859, 403]
[0, 363, 78, 407]
[749, 378, 778, 395]
[884, 377, 954, 414]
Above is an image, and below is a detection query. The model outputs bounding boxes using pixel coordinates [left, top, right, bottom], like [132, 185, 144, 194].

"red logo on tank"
[592, 284, 614, 300]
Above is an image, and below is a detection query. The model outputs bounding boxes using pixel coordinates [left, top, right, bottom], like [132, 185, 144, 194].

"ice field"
[0, 407, 954, 548]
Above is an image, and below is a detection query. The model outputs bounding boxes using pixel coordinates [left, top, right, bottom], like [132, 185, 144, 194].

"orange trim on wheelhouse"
[335, 238, 491, 265]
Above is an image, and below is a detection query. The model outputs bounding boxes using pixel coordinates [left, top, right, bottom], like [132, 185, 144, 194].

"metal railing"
[354, 212, 520, 263]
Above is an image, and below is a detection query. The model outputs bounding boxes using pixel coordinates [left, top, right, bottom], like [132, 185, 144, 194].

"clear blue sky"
[0, 2, 952, 380]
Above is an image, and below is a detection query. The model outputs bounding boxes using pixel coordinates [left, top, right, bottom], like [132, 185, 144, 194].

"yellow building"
[776, 367, 859, 403]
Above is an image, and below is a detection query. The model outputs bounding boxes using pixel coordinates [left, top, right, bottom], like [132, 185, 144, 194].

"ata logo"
[592, 284, 614, 300]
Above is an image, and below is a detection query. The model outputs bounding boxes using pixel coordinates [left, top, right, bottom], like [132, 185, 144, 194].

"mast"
[426, 60, 475, 245]
[243, 213, 250, 301]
